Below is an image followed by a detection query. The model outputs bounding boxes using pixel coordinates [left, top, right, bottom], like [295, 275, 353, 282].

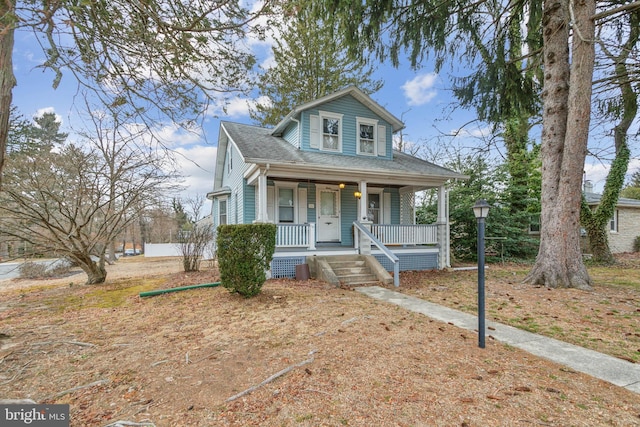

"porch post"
[257, 171, 268, 222]
[437, 185, 450, 269]
[359, 181, 368, 221]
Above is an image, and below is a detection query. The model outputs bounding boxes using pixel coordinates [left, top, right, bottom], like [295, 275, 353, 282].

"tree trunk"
[583, 12, 638, 263]
[0, 1, 17, 189]
[73, 253, 107, 284]
[524, 0, 595, 290]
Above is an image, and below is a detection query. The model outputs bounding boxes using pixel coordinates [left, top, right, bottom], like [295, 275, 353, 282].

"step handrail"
[353, 221, 400, 287]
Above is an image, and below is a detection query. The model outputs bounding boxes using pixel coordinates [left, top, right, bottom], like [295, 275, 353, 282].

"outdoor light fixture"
[354, 191, 362, 199]
[339, 183, 345, 189]
[473, 199, 490, 220]
[473, 199, 490, 348]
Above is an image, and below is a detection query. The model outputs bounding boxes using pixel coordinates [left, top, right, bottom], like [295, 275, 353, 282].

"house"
[207, 86, 467, 284]
[583, 181, 640, 253]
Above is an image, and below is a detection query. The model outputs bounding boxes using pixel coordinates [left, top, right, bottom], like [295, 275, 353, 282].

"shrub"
[634, 236, 640, 253]
[216, 223, 277, 297]
[18, 259, 72, 279]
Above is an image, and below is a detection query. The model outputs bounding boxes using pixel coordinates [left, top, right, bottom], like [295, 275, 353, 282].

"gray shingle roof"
[222, 121, 466, 183]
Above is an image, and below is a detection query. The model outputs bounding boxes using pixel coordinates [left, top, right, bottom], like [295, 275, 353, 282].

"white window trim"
[218, 196, 228, 226]
[274, 181, 299, 223]
[356, 116, 378, 156]
[319, 110, 343, 152]
[609, 210, 618, 233]
[367, 187, 384, 223]
[226, 144, 233, 174]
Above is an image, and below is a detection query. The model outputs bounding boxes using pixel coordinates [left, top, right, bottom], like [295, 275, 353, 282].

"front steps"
[307, 254, 393, 287]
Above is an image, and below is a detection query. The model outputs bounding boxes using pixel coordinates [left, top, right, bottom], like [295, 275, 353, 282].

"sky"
[10, 15, 639, 212]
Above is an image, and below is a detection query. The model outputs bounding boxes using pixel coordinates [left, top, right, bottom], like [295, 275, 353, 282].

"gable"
[301, 94, 394, 159]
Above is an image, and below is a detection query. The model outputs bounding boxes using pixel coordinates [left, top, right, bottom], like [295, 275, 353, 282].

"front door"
[317, 186, 340, 242]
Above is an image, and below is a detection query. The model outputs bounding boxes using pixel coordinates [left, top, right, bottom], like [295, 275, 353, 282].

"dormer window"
[323, 118, 340, 150]
[356, 117, 378, 156]
[310, 111, 342, 152]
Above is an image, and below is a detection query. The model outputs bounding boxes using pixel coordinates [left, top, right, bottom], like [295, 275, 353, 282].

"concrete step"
[339, 273, 379, 285]
[332, 266, 370, 275]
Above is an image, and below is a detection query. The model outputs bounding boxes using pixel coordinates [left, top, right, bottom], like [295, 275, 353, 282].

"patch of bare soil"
[0, 256, 639, 426]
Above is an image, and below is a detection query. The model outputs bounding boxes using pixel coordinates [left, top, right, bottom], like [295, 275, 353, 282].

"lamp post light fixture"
[473, 199, 490, 348]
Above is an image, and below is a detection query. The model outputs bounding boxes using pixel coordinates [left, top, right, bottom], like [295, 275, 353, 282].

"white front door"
[317, 186, 340, 242]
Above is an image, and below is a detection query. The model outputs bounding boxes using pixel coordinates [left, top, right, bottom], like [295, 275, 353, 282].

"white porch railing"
[370, 224, 439, 245]
[276, 223, 316, 250]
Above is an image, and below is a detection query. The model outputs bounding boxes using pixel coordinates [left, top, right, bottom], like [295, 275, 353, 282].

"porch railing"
[354, 221, 400, 287]
[276, 223, 316, 250]
[370, 224, 438, 245]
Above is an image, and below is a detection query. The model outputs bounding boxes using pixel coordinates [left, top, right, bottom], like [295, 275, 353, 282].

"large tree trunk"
[524, 0, 595, 290]
[0, 1, 17, 189]
[73, 253, 107, 285]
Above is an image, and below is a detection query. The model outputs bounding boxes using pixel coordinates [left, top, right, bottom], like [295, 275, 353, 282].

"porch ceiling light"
[354, 191, 362, 199]
[473, 199, 490, 219]
[339, 183, 345, 189]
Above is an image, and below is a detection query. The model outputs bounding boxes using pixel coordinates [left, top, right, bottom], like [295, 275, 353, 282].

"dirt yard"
[1, 255, 639, 426]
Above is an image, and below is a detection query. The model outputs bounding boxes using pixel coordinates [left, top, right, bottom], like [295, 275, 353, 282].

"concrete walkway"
[356, 286, 640, 395]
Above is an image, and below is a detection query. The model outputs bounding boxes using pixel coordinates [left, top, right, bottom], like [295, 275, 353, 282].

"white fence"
[144, 243, 215, 259]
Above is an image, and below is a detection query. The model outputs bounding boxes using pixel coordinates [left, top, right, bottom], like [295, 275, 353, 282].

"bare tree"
[0, 107, 180, 284]
[175, 195, 214, 272]
[0, 0, 272, 187]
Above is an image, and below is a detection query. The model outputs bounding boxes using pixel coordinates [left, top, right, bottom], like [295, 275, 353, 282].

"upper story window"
[226, 144, 233, 174]
[357, 117, 378, 155]
[311, 111, 343, 152]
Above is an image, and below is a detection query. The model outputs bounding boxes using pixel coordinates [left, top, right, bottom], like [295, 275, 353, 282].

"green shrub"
[634, 236, 640, 253]
[216, 223, 277, 297]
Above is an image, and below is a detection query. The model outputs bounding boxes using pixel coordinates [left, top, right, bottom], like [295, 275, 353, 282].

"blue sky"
[10, 19, 636, 205]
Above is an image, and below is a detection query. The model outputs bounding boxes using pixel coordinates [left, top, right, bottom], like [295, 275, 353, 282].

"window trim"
[318, 110, 343, 152]
[274, 181, 299, 224]
[218, 197, 228, 226]
[609, 210, 618, 233]
[529, 214, 540, 235]
[356, 117, 378, 156]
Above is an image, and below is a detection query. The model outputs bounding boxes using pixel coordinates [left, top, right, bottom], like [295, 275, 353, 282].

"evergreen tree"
[250, 3, 382, 127]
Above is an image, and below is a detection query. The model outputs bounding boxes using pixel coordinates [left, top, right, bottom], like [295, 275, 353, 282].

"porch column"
[256, 171, 268, 222]
[437, 185, 450, 269]
[358, 181, 368, 221]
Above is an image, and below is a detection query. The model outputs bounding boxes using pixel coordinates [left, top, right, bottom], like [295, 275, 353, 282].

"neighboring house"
[583, 182, 640, 254]
[207, 86, 467, 280]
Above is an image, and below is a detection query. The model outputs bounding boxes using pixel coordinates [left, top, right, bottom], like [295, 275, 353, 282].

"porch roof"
[221, 121, 467, 186]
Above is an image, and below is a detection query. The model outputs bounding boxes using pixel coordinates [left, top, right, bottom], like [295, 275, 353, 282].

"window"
[367, 193, 381, 223]
[278, 188, 295, 223]
[609, 210, 618, 232]
[310, 112, 343, 151]
[322, 117, 340, 150]
[226, 144, 233, 174]
[219, 199, 227, 225]
[357, 117, 378, 155]
[529, 214, 540, 234]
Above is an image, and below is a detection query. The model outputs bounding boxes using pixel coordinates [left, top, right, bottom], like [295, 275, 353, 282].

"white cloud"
[449, 125, 493, 139]
[402, 73, 439, 106]
[174, 145, 218, 197]
[33, 107, 63, 125]
[206, 95, 271, 119]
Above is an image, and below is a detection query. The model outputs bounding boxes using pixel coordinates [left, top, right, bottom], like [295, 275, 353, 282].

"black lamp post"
[473, 199, 490, 348]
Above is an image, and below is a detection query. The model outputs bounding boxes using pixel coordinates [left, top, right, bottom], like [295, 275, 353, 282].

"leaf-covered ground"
[0, 255, 639, 426]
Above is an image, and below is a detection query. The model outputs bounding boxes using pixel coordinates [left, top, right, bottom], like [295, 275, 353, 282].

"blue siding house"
[208, 87, 466, 281]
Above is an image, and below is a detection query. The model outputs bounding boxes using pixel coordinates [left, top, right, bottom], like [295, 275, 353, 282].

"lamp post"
[473, 199, 490, 348]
